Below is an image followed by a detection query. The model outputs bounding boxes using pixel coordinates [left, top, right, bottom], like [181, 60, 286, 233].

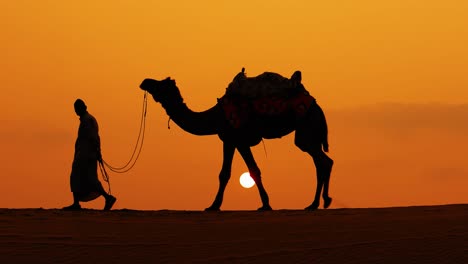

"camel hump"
[225, 68, 307, 98]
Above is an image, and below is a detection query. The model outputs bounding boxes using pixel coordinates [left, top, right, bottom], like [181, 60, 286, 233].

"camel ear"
[291, 71, 302, 83]
[165, 77, 171, 81]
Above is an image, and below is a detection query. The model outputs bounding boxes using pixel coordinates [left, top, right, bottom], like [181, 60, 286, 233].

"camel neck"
[162, 102, 221, 136]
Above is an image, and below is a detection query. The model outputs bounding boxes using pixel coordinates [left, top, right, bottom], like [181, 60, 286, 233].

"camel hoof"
[305, 202, 319, 211]
[257, 205, 272, 211]
[204, 206, 220, 212]
[323, 197, 332, 209]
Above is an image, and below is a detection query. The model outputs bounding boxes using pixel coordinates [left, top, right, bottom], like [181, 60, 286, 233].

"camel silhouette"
[140, 69, 333, 211]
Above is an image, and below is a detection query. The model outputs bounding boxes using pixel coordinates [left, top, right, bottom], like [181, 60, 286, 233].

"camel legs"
[205, 142, 235, 211]
[295, 132, 334, 211]
[304, 150, 333, 210]
[237, 145, 272, 211]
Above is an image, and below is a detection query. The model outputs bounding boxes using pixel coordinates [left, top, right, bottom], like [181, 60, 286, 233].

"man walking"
[63, 99, 116, 211]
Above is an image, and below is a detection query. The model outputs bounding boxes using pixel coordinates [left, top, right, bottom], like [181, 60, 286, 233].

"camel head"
[140, 77, 183, 105]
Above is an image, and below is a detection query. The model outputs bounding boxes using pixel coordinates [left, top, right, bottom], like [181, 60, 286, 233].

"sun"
[239, 172, 255, 188]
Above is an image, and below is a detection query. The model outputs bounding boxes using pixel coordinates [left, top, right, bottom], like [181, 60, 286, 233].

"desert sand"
[1, 204, 467, 263]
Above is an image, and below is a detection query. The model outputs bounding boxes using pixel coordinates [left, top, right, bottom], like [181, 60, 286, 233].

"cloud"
[0, 119, 73, 148]
[421, 167, 467, 181]
[328, 103, 468, 138]
[325, 102, 468, 175]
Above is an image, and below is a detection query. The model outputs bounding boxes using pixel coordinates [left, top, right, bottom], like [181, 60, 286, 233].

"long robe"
[70, 112, 104, 201]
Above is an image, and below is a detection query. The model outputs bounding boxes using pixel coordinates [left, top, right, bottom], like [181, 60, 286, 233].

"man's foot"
[323, 197, 333, 209]
[104, 195, 117, 211]
[204, 206, 221, 211]
[304, 201, 320, 211]
[62, 204, 82, 211]
[257, 205, 272, 211]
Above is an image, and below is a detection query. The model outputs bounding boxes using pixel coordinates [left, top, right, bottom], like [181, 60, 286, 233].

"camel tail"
[317, 104, 329, 152]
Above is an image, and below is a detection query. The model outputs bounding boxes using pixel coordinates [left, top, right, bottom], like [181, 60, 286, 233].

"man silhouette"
[63, 99, 116, 210]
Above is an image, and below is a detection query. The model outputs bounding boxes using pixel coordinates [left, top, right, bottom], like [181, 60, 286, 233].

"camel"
[139, 69, 334, 211]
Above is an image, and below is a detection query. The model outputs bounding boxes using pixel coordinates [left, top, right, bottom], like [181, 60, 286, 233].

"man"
[63, 99, 117, 211]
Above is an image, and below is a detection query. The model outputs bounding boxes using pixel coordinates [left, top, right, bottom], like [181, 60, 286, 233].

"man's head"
[74, 99, 87, 116]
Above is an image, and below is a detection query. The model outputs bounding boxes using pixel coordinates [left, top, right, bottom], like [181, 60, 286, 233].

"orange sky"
[1, 1, 467, 210]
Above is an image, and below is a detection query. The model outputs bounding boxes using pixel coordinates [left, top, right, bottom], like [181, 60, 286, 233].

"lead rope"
[99, 91, 148, 193]
[261, 139, 268, 158]
[99, 160, 111, 195]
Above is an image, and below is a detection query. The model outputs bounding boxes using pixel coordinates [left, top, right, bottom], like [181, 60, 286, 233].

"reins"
[99, 91, 149, 194]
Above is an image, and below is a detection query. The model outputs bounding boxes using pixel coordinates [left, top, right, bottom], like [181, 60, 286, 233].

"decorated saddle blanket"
[220, 69, 315, 129]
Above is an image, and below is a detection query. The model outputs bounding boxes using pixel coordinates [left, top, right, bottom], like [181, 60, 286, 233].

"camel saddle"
[225, 68, 305, 98]
[221, 68, 316, 128]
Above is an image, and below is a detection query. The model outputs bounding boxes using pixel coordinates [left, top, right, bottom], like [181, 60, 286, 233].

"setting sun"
[239, 172, 255, 189]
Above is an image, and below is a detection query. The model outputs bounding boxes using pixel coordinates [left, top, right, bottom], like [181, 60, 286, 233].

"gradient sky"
[1, 1, 467, 210]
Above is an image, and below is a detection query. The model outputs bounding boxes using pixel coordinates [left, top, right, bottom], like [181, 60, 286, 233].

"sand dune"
[1, 204, 467, 263]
